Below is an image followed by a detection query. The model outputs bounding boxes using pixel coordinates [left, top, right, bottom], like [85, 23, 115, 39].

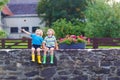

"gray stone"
[101, 61, 112, 66]
[5, 76, 18, 80]
[34, 76, 45, 80]
[92, 67, 110, 74]
[0, 61, 3, 65]
[41, 67, 56, 79]
[59, 54, 69, 60]
[58, 69, 72, 75]
[114, 60, 120, 66]
[53, 76, 69, 80]
[5, 59, 10, 65]
[83, 60, 98, 67]
[24, 71, 39, 77]
[72, 69, 83, 75]
[108, 77, 120, 80]
[117, 68, 120, 76]
[0, 51, 8, 59]
[4, 66, 17, 71]
[70, 75, 88, 80]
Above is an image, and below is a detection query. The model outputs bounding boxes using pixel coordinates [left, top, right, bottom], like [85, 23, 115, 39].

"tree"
[0, 0, 8, 37]
[84, 0, 120, 38]
[0, 0, 9, 10]
[37, 0, 87, 26]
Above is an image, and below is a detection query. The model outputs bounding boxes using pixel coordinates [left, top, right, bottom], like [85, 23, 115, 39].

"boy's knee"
[50, 48, 54, 51]
[36, 48, 41, 52]
[32, 48, 35, 51]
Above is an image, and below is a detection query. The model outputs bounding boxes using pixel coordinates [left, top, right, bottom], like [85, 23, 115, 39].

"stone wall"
[0, 49, 120, 80]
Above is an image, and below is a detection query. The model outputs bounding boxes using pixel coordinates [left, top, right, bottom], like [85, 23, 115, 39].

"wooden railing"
[90, 38, 120, 48]
[0, 38, 32, 49]
[0, 38, 120, 49]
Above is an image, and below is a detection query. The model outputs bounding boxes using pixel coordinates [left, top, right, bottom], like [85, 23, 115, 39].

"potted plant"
[58, 35, 90, 49]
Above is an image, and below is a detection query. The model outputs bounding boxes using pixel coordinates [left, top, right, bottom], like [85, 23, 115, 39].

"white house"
[0, 5, 13, 30]
[2, 0, 45, 38]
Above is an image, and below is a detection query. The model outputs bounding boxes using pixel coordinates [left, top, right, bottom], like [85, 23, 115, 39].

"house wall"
[0, 49, 120, 80]
[3, 15, 45, 38]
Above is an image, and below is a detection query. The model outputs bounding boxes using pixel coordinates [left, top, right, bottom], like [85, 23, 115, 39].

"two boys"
[21, 28, 58, 64]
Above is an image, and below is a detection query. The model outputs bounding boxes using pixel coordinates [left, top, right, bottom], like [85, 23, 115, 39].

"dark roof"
[8, 4, 38, 14]
[8, 0, 39, 4]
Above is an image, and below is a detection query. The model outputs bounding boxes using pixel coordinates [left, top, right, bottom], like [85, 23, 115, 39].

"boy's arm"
[42, 37, 47, 49]
[55, 41, 59, 50]
[21, 29, 31, 35]
[42, 42, 46, 49]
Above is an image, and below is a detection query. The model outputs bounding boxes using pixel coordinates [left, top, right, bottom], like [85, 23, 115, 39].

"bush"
[0, 30, 7, 38]
[52, 18, 85, 39]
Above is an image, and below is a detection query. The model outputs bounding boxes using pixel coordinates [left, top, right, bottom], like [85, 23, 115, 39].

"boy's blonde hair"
[47, 29, 55, 35]
[36, 29, 43, 36]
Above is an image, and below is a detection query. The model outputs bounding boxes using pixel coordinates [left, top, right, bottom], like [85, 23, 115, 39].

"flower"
[58, 35, 90, 45]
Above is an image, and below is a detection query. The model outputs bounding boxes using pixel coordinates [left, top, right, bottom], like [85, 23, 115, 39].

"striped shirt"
[43, 36, 56, 47]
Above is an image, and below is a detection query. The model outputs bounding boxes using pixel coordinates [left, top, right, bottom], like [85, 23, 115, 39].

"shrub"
[52, 18, 85, 39]
[0, 30, 7, 38]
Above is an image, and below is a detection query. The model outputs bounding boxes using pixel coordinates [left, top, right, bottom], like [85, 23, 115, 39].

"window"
[32, 26, 39, 32]
[10, 27, 18, 33]
[21, 27, 29, 32]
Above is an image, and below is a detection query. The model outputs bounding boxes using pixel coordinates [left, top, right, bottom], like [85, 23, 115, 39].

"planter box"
[59, 43, 86, 49]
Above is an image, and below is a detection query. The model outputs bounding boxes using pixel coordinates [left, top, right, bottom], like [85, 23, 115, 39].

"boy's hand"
[21, 29, 25, 32]
[21, 29, 30, 35]
[55, 45, 59, 50]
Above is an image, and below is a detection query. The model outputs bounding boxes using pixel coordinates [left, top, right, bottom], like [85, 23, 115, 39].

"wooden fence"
[0, 38, 120, 49]
[90, 38, 120, 48]
[0, 38, 32, 49]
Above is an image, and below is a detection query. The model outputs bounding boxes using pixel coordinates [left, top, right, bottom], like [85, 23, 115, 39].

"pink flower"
[79, 35, 84, 39]
[87, 38, 90, 44]
[70, 35, 77, 39]
[59, 38, 64, 41]
[58, 34, 90, 45]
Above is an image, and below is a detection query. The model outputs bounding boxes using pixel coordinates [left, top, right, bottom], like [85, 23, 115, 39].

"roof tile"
[8, 4, 37, 14]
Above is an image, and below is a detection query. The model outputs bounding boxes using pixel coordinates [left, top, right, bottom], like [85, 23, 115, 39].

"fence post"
[1, 39, 5, 49]
[92, 38, 98, 49]
[28, 38, 32, 49]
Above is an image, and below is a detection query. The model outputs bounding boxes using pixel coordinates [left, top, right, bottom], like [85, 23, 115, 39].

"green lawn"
[86, 45, 120, 49]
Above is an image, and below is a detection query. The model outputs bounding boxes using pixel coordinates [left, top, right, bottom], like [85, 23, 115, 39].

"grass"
[86, 45, 120, 49]
[98, 46, 120, 49]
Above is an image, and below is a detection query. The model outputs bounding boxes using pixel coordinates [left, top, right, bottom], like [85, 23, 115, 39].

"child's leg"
[31, 47, 35, 62]
[50, 48, 54, 64]
[43, 47, 49, 64]
[37, 48, 42, 64]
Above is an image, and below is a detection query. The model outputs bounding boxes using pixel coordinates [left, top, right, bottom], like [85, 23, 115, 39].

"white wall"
[3, 15, 45, 38]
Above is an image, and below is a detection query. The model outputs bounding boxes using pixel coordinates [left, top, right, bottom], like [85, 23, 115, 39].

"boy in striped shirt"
[43, 29, 58, 64]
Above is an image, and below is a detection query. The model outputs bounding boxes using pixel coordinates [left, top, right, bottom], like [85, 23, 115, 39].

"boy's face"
[35, 30, 41, 35]
[47, 30, 53, 35]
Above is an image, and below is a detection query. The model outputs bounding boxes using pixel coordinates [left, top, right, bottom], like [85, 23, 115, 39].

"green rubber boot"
[43, 55, 46, 64]
[50, 55, 54, 64]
